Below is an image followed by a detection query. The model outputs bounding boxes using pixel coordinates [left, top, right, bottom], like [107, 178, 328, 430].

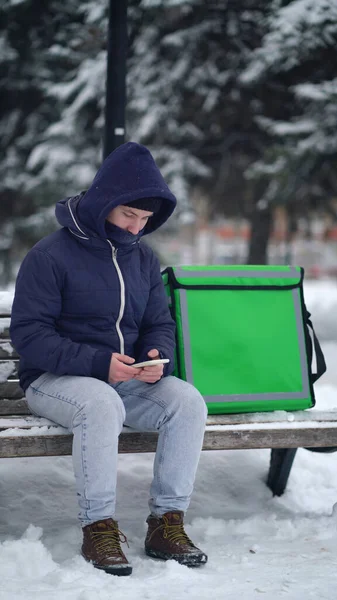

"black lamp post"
[103, 0, 128, 159]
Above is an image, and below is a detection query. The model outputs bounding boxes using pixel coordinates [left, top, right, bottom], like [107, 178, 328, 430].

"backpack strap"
[305, 308, 326, 383]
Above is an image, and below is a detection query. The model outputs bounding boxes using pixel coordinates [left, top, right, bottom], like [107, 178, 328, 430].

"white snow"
[1, 279, 337, 598]
[0, 342, 14, 357]
[241, 0, 337, 83]
[0, 425, 68, 437]
[0, 360, 16, 383]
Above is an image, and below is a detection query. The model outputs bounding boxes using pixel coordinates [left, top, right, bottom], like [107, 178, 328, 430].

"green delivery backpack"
[162, 265, 326, 415]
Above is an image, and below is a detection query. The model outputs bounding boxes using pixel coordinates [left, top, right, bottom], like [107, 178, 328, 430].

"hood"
[55, 142, 177, 240]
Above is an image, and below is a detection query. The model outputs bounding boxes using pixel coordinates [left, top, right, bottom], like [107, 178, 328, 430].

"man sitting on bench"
[10, 142, 208, 576]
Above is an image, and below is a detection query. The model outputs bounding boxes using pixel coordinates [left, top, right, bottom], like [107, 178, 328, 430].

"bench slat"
[0, 399, 29, 415]
[0, 432, 159, 458]
[206, 410, 337, 425]
[1, 425, 337, 459]
[0, 434, 74, 458]
[203, 426, 337, 450]
[2, 414, 337, 432]
[0, 395, 336, 424]
[0, 389, 337, 423]
[0, 381, 23, 400]
[1, 409, 337, 424]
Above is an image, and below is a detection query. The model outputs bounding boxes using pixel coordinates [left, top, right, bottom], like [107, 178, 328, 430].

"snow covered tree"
[1, 0, 272, 283]
[7, 0, 332, 276]
[127, 0, 269, 218]
[241, 0, 337, 262]
[0, 0, 107, 283]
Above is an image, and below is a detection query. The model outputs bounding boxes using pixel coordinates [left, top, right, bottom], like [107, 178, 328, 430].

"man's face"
[106, 205, 154, 235]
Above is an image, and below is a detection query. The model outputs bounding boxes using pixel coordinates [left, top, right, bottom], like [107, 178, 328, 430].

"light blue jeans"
[26, 373, 207, 526]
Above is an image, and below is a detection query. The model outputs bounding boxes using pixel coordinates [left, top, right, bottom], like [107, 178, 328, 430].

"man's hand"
[134, 349, 164, 383]
[108, 353, 138, 384]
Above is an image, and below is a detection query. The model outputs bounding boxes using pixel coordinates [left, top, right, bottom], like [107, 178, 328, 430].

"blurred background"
[1, 0, 337, 288]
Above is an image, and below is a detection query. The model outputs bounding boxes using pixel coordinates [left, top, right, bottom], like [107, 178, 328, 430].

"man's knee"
[163, 377, 208, 423]
[181, 382, 208, 422]
[76, 378, 126, 422]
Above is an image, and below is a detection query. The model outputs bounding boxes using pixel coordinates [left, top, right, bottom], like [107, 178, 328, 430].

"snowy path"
[0, 440, 337, 599]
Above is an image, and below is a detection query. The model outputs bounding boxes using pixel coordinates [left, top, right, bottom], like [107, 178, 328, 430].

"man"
[10, 142, 208, 576]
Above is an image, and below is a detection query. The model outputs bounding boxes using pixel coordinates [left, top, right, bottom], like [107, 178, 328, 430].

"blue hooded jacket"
[10, 142, 177, 392]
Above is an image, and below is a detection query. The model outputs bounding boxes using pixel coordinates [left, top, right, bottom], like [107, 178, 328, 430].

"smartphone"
[132, 358, 170, 368]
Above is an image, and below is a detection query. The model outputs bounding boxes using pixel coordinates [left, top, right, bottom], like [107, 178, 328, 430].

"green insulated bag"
[162, 265, 318, 415]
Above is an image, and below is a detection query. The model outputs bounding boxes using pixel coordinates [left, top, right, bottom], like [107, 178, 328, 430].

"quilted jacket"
[10, 142, 177, 392]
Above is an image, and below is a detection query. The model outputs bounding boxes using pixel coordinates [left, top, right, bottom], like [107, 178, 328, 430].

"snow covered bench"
[1, 308, 337, 496]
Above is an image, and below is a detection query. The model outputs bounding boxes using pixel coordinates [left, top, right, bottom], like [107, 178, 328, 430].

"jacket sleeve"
[10, 249, 111, 381]
[135, 253, 176, 377]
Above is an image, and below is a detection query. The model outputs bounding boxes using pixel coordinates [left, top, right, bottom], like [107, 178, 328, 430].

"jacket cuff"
[91, 350, 112, 382]
[157, 350, 174, 377]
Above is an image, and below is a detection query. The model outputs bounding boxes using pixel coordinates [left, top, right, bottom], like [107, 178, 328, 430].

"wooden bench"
[1, 309, 337, 496]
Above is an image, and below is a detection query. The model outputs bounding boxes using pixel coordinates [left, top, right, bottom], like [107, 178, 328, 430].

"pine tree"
[241, 0, 337, 261]
[127, 0, 269, 218]
[1, 0, 271, 279]
[0, 0, 107, 283]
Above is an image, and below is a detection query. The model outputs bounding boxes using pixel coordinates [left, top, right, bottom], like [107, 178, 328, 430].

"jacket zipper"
[106, 241, 125, 354]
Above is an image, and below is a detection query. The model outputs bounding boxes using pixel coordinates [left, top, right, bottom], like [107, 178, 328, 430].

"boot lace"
[150, 515, 194, 547]
[91, 524, 129, 556]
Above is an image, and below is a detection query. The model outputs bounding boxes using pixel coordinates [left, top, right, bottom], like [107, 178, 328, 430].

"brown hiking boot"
[81, 518, 132, 576]
[145, 511, 208, 567]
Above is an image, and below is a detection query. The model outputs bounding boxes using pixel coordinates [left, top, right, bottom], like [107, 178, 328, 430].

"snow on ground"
[1, 280, 337, 599]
